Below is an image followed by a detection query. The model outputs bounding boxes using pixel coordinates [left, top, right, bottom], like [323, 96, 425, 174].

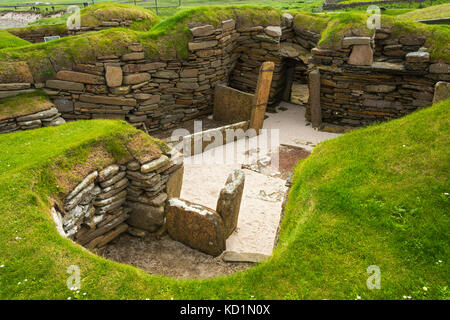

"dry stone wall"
[307, 32, 449, 127]
[52, 150, 184, 250]
[1, 14, 449, 134]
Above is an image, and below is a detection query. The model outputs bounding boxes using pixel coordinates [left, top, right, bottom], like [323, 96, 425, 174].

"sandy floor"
[104, 234, 251, 279]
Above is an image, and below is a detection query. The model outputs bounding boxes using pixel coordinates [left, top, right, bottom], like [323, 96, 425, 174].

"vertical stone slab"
[308, 69, 322, 128]
[166, 198, 226, 256]
[166, 164, 184, 198]
[250, 61, 275, 133]
[216, 169, 245, 238]
[433, 81, 450, 104]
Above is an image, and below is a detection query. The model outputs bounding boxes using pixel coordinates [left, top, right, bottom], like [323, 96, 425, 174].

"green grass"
[398, 3, 450, 20]
[0, 30, 30, 49]
[0, 90, 52, 119]
[0, 97, 448, 299]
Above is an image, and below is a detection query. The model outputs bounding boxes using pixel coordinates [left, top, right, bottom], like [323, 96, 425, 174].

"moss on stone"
[0, 90, 52, 120]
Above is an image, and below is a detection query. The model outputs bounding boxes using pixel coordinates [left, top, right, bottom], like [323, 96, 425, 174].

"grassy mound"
[398, 3, 450, 21]
[291, 10, 450, 61]
[0, 90, 52, 120]
[0, 30, 31, 50]
[0, 99, 448, 299]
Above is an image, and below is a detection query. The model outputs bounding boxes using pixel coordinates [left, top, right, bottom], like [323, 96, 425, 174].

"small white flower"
[438, 260, 443, 263]
[402, 145, 406, 147]
[251, 295, 255, 298]
[15, 236, 22, 240]
[444, 193, 449, 196]
[145, 298, 150, 300]
[24, 279, 27, 282]
[83, 293, 87, 296]
[17, 282, 21, 285]
[0, 264, 4, 268]
[356, 295, 361, 300]
[67, 297, 71, 300]
[403, 295, 407, 299]
[76, 290, 80, 294]
[407, 296, 412, 299]
[423, 287, 428, 291]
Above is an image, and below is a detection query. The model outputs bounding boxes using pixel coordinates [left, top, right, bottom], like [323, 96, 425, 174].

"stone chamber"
[1, 8, 449, 279]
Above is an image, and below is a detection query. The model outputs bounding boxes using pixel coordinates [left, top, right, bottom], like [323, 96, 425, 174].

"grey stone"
[342, 36, 371, 48]
[127, 201, 165, 232]
[406, 51, 430, 63]
[166, 198, 226, 256]
[46, 80, 84, 92]
[264, 26, 282, 37]
[141, 155, 169, 173]
[216, 169, 245, 238]
[66, 171, 98, 201]
[433, 81, 450, 104]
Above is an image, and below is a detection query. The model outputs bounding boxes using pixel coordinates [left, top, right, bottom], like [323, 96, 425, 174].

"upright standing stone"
[216, 169, 245, 238]
[166, 165, 184, 198]
[433, 81, 450, 104]
[166, 198, 226, 256]
[308, 69, 322, 128]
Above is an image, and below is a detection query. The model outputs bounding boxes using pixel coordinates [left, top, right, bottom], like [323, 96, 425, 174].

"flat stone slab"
[216, 169, 245, 238]
[342, 36, 371, 47]
[222, 251, 269, 263]
[166, 198, 226, 257]
[406, 51, 430, 63]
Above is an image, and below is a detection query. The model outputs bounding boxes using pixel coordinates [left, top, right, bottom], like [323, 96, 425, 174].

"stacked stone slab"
[52, 151, 184, 249]
[0, 106, 65, 134]
[305, 32, 449, 127]
[1, 15, 449, 133]
[126, 155, 174, 233]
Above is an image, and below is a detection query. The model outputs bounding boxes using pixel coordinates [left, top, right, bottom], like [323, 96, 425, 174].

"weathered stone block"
[123, 73, 151, 85]
[433, 81, 450, 104]
[188, 40, 218, 51]
[213, 84, 253, 123]
[127, 201, 165, 232]
[342, 36, 371, 48]
[221, 19, 235, 31]
[56, 70, 105, 85]
[105, 65, 123, 87]
[141, 155, 169, 173]
[154, 70, 178, 79]
[166, 198, 226, 256]
[46, 80, 84, 92]
[121, 52, 145, 61]
[264, 26, 282, 37]
[348, 44, 373, 66]
[216, 169, 245, 238]
[429, 63, 450, 74]
[79, 94, 136, 106]
[365, 85, 396, 93]
[406, 51, 430, 63]
[190, 25, 215, 37]
[166, 164, 184, 198]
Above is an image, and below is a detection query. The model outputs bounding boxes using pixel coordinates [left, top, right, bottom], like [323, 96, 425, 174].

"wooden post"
[250, 61, 275, 133]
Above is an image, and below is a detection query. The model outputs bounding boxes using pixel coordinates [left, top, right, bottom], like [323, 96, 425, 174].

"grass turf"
[0, 90, 52, 119]
[0, 99, 448, 299]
